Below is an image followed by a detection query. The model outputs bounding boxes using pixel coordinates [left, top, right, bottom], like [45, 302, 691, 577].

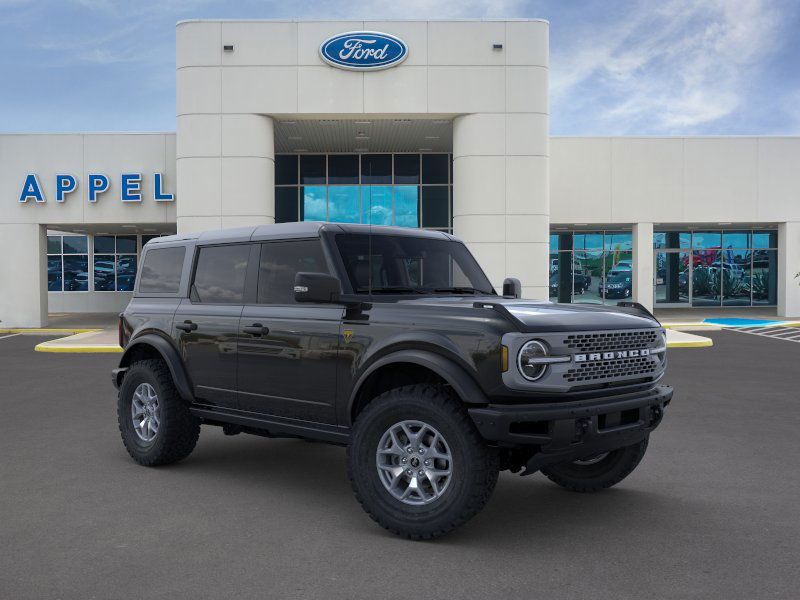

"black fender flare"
[117, 333, 195, 403]
[347, 349, 489, 424]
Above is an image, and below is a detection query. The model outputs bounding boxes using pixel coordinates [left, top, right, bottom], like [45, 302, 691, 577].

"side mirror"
[294, 272, 342, 303]
[502, 277, 522, 299]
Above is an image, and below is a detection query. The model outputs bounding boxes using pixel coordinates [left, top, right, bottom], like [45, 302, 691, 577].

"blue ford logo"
[319, 31, 408, 71]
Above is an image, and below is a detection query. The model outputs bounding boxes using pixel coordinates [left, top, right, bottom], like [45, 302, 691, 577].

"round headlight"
[517, 340, 549, 381]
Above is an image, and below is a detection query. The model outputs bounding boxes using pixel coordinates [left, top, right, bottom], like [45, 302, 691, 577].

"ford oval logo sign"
[319, 31, 408, 71]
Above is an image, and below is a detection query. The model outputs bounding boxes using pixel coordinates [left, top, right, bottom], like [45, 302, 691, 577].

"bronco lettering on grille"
[574, 348, 651, 362]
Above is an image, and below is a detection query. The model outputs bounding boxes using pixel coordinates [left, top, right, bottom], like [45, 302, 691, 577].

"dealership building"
[1, 18, 799, 327]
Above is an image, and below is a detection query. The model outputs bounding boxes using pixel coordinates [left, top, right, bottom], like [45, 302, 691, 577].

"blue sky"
[1, 0, 798, 135]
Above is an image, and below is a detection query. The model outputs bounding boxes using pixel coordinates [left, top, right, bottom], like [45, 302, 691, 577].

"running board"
[189, 406, 350, 445]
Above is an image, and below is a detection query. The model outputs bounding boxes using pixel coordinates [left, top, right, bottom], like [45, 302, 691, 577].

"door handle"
[176, 320, 198, 332]
[243, 323, 269, 336]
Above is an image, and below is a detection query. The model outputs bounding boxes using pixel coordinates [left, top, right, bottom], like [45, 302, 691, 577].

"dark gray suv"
[114, 222, 672, 539]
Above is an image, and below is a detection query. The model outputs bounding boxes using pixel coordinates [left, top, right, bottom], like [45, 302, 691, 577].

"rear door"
[237, 239, 343, 424]
[174, 243, 253, 409]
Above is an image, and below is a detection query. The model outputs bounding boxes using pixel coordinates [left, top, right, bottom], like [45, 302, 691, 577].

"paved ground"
[1, 331, 799, 599]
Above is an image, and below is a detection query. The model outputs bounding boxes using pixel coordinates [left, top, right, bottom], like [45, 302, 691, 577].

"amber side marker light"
[501, 345, 509, 372]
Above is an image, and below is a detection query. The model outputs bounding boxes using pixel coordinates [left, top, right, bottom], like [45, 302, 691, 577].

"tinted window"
[275, 155, 298, 185]
[394, 154, 420, 184]
[258, 240, 328, 304]
[300, 155, 326, 184]
[94, 236, 115, 254]
[275, 187, 299, 223]
[421, 186, 448, 228]
[328, 155, 359, 184]
[47, 235, 62, 254]
[421, 154, 448, 184]
[116, 235, 137, 253]
[139, 246, 186, 294]
[62, 235, 88, 254]
[335, 233, 494, 295]
[361, 154, 392, 184]
[192, 245, 249, 304]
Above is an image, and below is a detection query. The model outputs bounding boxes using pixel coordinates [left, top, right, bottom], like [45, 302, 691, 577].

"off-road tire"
[540, 436, 649, 493]
[347, 384, 499, 540]
[117, 359, 200, 466]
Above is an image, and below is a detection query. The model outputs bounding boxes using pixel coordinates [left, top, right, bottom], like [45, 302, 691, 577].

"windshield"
[335, 233, 495, 295]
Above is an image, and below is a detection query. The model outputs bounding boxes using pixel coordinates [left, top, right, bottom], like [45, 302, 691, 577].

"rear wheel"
[348, 385, 499, 540]
[117, 359, 200, 466]
[540, 437, 649, 493]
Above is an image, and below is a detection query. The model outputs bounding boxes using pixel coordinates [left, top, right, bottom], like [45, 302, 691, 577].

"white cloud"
[551, 0, 788, 134]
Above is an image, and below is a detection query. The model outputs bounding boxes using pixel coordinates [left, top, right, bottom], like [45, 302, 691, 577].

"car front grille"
[564, 356, 657, 383]
[561, 329, 663, 384]
[563, 330, 660, 353]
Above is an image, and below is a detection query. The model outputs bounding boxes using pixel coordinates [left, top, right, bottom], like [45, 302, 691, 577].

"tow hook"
[574, 417, 590, 441]
[650, 406, 663, 426]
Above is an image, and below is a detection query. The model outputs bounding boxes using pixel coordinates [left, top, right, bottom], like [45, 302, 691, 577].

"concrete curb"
[0, 328, 102, 335]
[34, 343, 123, 354]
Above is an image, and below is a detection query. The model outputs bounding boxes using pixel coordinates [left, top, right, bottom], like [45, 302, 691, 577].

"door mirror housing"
[502, 277, 522, 299]
[294, 272, 342, 303]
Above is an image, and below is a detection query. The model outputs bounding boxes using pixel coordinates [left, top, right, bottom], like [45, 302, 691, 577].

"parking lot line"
[0, 333, 21, 341]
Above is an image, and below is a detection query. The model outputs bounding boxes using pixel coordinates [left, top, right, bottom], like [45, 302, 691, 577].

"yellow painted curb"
[667, 338, 714, 348]
[661, 322, 717, 329]
[0, 328, 101, 335]
[34, 343, 122, 354]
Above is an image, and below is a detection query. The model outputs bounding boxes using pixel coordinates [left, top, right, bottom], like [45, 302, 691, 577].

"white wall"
[176, 19, 551, 297]
[550, 137, 800, 224]
[0, 133, 176, 326]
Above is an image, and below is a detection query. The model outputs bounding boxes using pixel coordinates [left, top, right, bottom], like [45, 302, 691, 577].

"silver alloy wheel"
[573, 452, 610, 466]
[131, 382, 161, 443]
[376, 420, 453, 506]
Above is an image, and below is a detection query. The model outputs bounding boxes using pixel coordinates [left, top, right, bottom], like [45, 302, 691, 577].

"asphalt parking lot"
[1, 330, 799, 599]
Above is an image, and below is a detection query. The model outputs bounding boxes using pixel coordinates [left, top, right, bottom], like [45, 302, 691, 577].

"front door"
[237, 239, 343, 424]
[174, 243, 252, 408]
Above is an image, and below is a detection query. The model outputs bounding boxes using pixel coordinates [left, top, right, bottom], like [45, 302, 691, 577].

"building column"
[632, 222, 654, 312]
[177, 114, 275, 234]
[452, 113, 549, 299]
[778, 222, 800, 317]
[0, 224, 47, 328]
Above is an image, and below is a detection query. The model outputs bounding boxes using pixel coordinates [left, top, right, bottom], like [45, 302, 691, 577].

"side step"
[189, 405, 351, 445]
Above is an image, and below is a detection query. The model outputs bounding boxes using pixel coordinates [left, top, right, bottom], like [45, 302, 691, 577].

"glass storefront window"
[302, 186, 327, 221]
[422, 154, 448, 184]
[421, 187, 448, 229]
[361, 154, 392, 184]
[752, 231, 778, 249]
[47, 256, 63, 291]
[394, 155, 420, 184]
[282, 153, 452, 232]
[275, 187, 299, 223]
[691, 231, 721, 249]
[573, 233, 603, 250]
[300, 155, 325, 184]
[63, 235, 88, 254]
[655, 251, 690, 305]
[362, 186, 392, 225]
[654, 229, 777, 307]
[394, 186, 419, 228]
[605, 232, 632, 251]
[63, 255, 89, 291]
[275, 154, 298, 185]
[722, 231, 750, 249]
[117, 256, 137, 292]
[573, 250, 603, 303]
[752, 249, 778, 305]
[94, 254, 116, 291]
[327, 186, 359, 223]
[328, 155, 359, 184]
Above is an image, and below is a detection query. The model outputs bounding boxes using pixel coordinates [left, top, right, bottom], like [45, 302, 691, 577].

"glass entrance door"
[654, 251, 690, 307]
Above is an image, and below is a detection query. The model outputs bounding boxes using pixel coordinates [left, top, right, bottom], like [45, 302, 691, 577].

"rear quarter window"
[138, 246, 186, 294]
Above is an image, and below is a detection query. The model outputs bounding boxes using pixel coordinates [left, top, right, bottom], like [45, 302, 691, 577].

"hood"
[401, 296, 659, 332]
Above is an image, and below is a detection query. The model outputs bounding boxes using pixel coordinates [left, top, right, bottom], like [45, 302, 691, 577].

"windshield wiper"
[355, 286, 427, 294]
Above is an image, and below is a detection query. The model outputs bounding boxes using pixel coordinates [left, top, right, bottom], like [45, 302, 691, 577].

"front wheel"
[347, 385, 499, 540]
[540, 437, 649, 493]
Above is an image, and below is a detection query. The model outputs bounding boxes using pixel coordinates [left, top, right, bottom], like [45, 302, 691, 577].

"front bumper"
[468, 384, 672, 474]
